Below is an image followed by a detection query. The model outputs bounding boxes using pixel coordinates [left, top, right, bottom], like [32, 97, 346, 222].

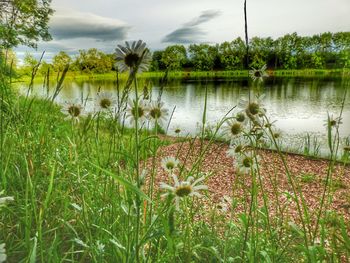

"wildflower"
[174, 127, 181, 135]
[216, 195, 231, 213]
[324, 115, 342, 129]
[235, 111, 248, 124]
[125, 99, 148, 125]
[161, 156, 180, 174]
[0, 243, 6, 263]
[61, 102, 84, 123]
[95, 92, 116, 112]
[249, 64, 269, 82]
[115, 40, 151, 73]
[235, 152, 260, 175]
[227, 143, 246, 159]
[239, 95, 266, 117]
[147, 101, 169, 125]
[160, 174, 208, 209]
[223, 120, 244, 139]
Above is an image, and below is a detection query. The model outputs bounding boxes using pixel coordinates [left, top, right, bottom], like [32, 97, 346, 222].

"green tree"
[161, 45, 187, 70]
[75, 49, 113, 73]
[0, 0, 53, 49]
[219, 38, 246, 70]
[188, 44, 217, 71]
[52, 51, 72, 72]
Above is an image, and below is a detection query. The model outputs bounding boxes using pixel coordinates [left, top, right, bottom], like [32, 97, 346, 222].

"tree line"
[17, 31, 350, 76]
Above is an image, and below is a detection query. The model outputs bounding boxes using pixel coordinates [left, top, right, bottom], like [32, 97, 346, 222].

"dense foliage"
[0, 0, 53, 49]
[17, 31, 349, 76]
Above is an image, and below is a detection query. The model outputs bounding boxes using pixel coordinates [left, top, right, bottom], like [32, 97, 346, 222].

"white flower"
[95, 92, 116, 112]
[216, 195, 231, 213]
[238, 95, 266, 127]
[174, 126, 181, 135]
[235, 151, 260, 175]
[0, 243, 6, 263]
[324, 114, 342, 129]
[115, 40, 151, 73]
[227, 143, 246, 159]
[125, 99, 148, 125]
[222, 119, 244, 140]
[160, 174, 208, 209]
[235, 111, 248, 125]
[161, 156, 180, 174]
[147, 101, 169, 126]
[61, 102, 84, 123]
[249, 64, 269, 82]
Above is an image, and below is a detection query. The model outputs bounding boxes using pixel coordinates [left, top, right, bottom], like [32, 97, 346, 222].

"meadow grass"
[1, 60, 350, 263]
[16, 68, 350, 84]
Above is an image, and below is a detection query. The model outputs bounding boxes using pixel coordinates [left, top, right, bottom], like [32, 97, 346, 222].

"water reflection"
[20, 77, 350, 139]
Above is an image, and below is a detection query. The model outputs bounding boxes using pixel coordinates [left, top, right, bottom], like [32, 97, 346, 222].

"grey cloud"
[162, 10, 221, 43]
[185, 10, 221, 27]
[50, 10, 130, 41]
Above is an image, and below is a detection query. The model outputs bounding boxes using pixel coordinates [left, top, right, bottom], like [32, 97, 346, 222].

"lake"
[20, 76, 350, 153]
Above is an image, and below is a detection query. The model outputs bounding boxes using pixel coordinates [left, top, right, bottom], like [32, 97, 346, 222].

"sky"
[16, 0, 350, 62]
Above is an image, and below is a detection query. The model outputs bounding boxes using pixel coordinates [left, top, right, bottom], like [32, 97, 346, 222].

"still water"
[21, 76, 350, 147]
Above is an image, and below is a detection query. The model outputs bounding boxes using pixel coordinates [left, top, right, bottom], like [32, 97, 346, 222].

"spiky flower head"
[343, 146, 350, 152]
[174, 127, 181, 135]
[147, 101, 169, 125]
[227, 143, 246, 159]
[115, 40, 151, 73]
[125, 99, 148, 125]
[223, 119, 244, 139]
[324, 115, 342, 129]
[235, 111, 247, 124]
[160, 174, 208, 209]
[216, 195, 231, 213]
[235, 151, 260, 175]
[95, 92, 116, 112]
[61, 102, 84, 123]
[249, 64, 269, 82]
[161, 156, 180, 174]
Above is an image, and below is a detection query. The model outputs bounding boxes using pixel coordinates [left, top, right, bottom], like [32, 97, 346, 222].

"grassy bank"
[1, 70, 350, 262]
[16, 68, 350, 83]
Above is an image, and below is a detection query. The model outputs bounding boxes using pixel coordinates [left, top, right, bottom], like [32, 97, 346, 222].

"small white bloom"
[160, 174, 208, 209]
[235, 151, 260, 175]
[61, 102, 84, 123]
[147, 101, 169, 125]
[161, 156, 180, 174]
[222, 120, 244, 140]
[95, 92, 116, 112]
[249, 64, 269, 82]
[125, 99, 148, 125]
[216, 195, 231, 213]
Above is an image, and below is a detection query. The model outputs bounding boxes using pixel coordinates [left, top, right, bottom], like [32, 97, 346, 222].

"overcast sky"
[16, 0, 350, 61]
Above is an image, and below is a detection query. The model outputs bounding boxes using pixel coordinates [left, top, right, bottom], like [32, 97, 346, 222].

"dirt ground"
[145, 138, 350, 226]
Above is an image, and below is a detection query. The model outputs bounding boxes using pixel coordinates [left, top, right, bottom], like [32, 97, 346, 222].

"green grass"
[16, 68, 350, 83]
[1, 70, 350, 262]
